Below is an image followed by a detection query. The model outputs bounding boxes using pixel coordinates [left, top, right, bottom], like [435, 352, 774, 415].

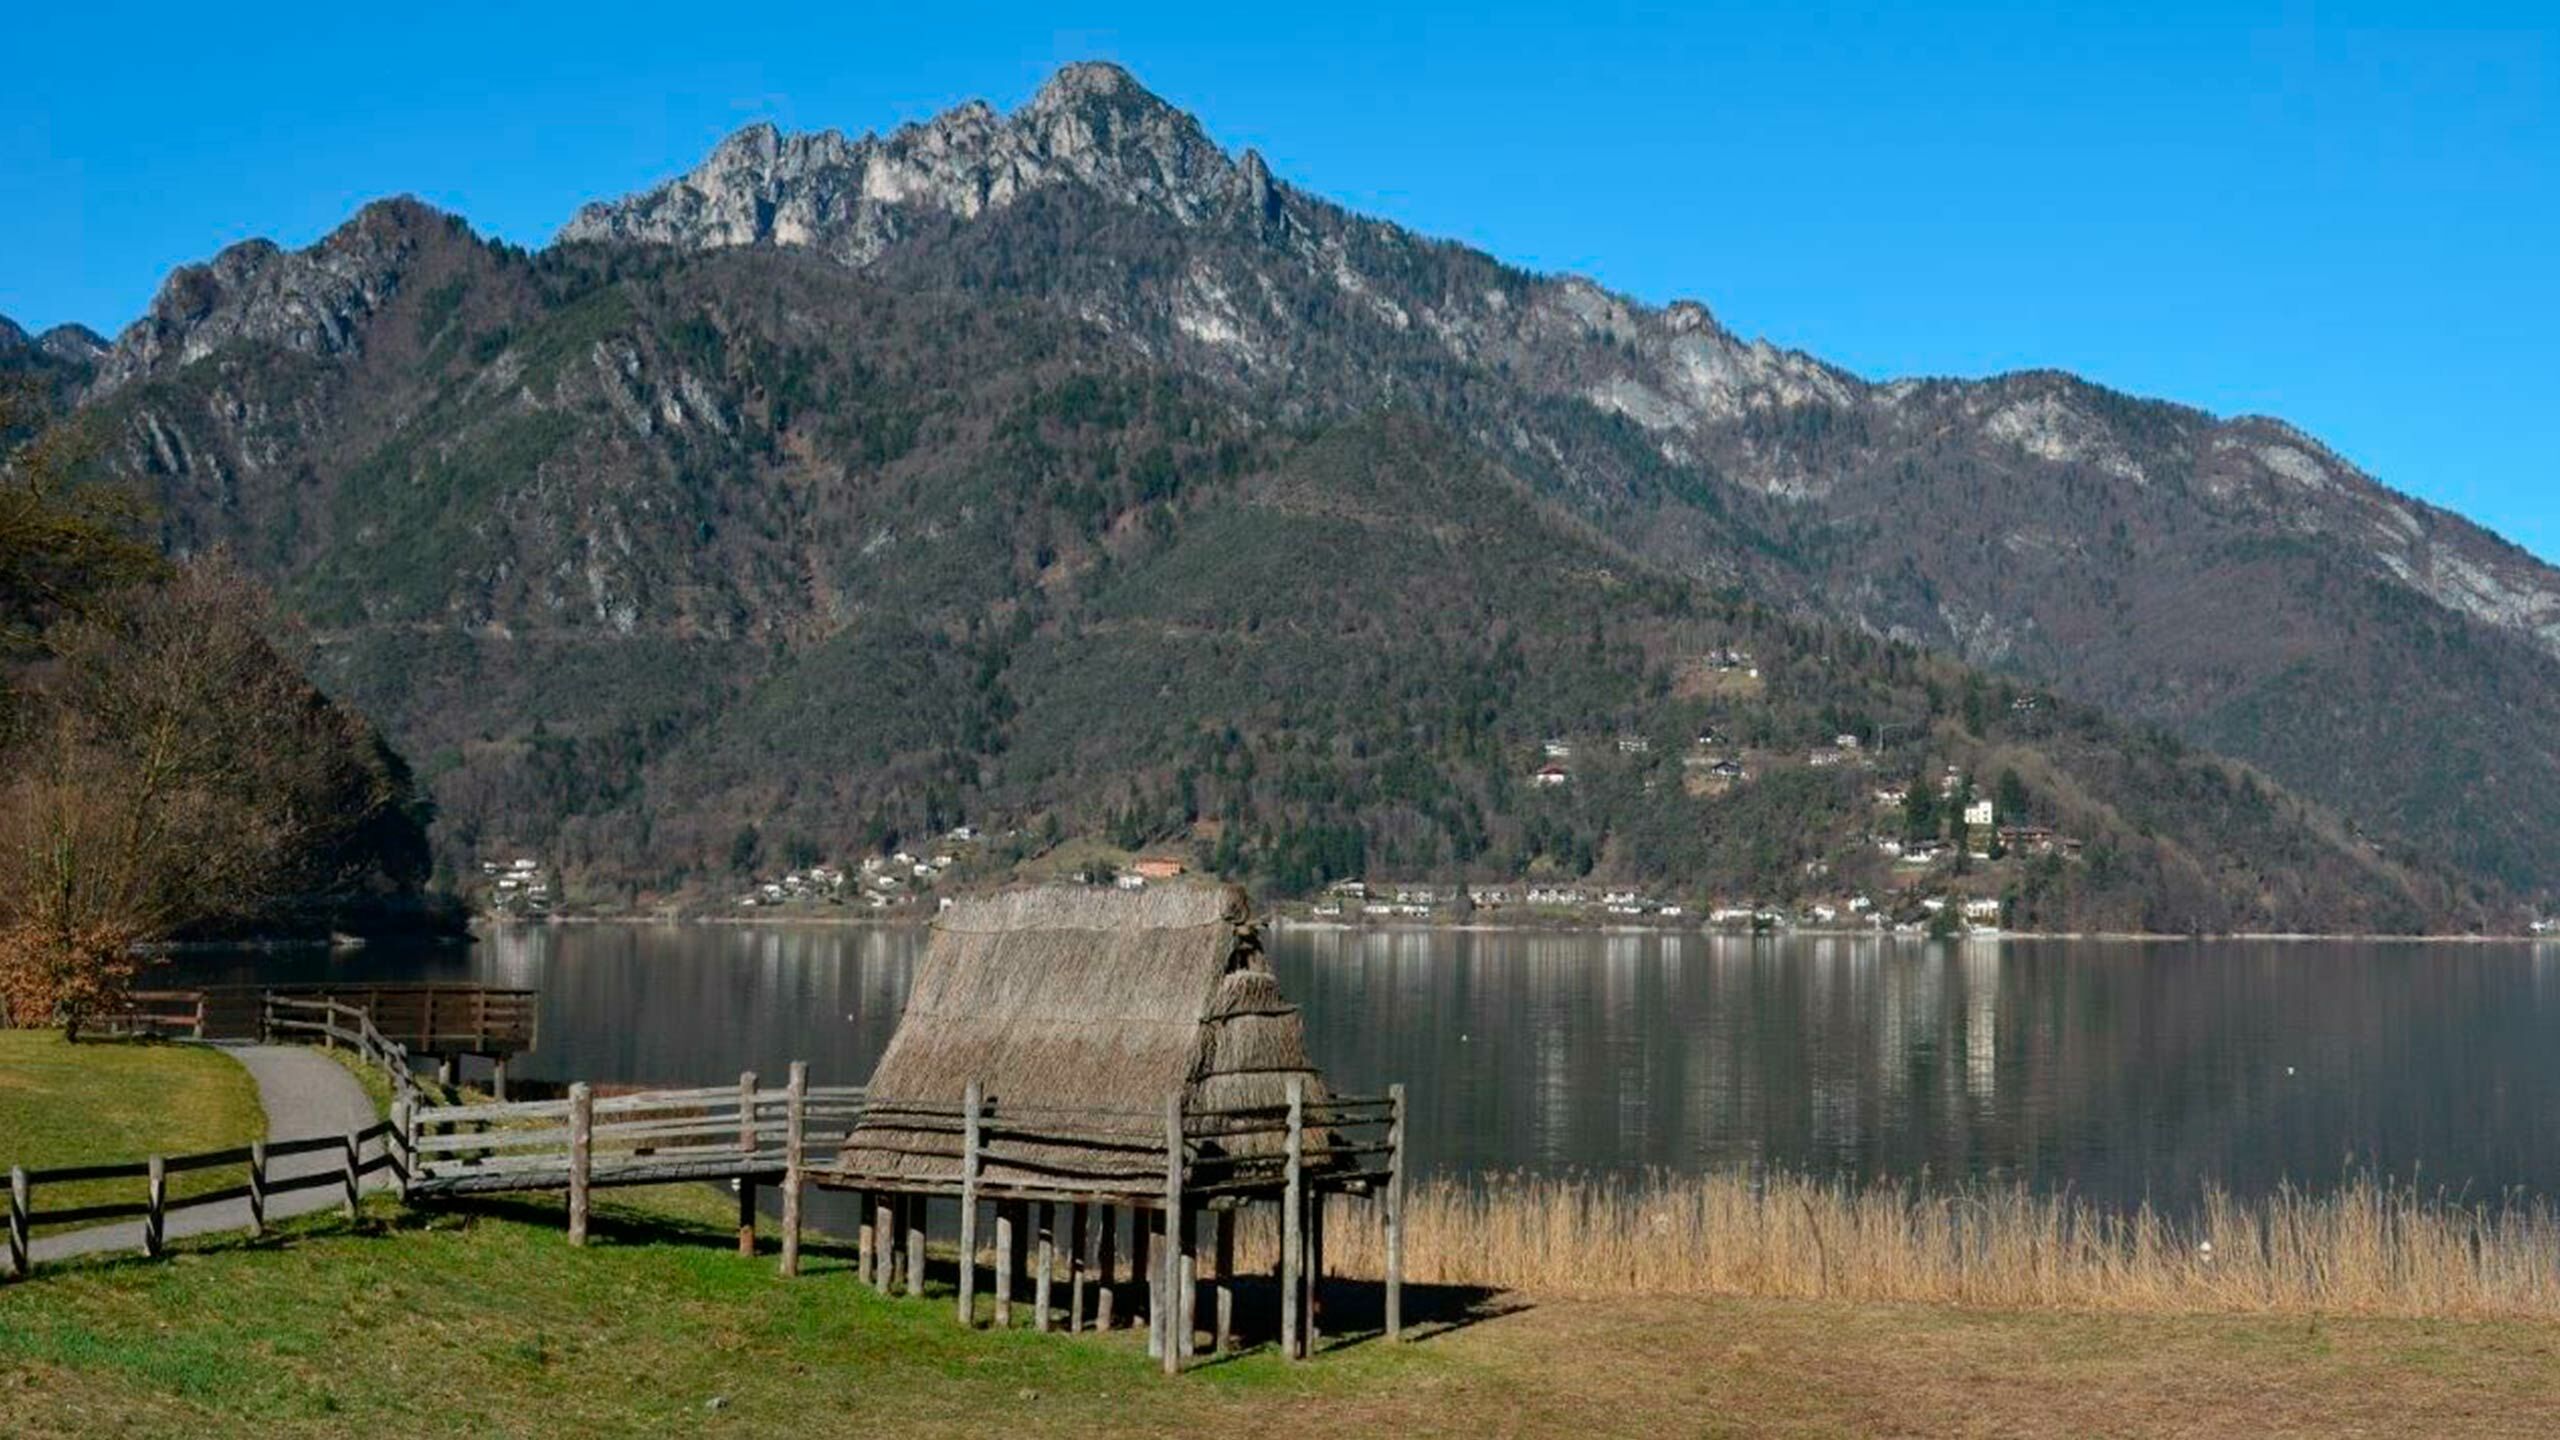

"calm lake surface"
[175, 926, 2560, 1209]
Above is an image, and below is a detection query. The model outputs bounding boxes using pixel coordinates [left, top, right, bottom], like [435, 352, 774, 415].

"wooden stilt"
[1282, 1076, 1305, 1361]
[1162, 1090, 1183, 1376]
[1131, 1204, 1151, 1333]
[856, 1189, 874, 1288]
[906, 1193, 927, 1297]
[1096, 1205, 1118, 1331]
[874, 1196, 896, 1293]
[1214, 1207, 1235, 1353]
[1177, 1207, 1198, 1360]
[1035, 1201, 1055, 1333]
[1068, 1202, 1089, 1332]
[958, 1082, 981, 1325]
[995, 1201, 1016, 1328]
[1308, 1189, 1326, 1353]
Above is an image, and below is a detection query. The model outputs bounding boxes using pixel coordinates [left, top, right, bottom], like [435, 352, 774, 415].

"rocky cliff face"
[63, 62, 2560, 900]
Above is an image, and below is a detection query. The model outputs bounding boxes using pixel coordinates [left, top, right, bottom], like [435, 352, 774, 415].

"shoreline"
[473, 911, 2560, 945]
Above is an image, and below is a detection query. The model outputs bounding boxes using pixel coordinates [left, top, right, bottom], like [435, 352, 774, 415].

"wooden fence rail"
[7, 1120, 399, 1279]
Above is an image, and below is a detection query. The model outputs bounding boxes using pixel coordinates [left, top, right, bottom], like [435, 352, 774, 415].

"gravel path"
[28, 1042, 386, 1265]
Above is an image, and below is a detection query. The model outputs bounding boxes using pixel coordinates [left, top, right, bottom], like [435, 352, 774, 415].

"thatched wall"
[835, 882, 1330, 1192]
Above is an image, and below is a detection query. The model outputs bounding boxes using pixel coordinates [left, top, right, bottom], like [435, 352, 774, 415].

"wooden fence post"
[144, 1156, 167, 1258]
[388, 1100, 410, 1201]
[779, 1061, 807, 1278]
[567, 1081, 593, 1247]
[995, 1201, 1016, 1329]
[735, 1070, 758, 1258]
[341, 1127, 362, 1220]
[1034, 1201, 1055, 1333]
[1162, 1089, 1183, 1376]
[7, 1166, 27, 1280]
[247, 1142, 268, 1235]
[1282, 1075, 1304, 1361]
[958, 1081, 981, 1325]
[1387, 1081, 1407, 1341]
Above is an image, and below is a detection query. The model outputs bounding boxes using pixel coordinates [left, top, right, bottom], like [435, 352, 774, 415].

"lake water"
[173, 925, 2560, 1209]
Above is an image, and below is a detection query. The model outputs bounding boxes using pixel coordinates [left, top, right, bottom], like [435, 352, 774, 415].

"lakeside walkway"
[28, 1042, 383, 1266]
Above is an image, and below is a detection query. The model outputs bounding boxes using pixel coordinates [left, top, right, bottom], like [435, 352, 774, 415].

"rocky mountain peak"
[557, 61, 1240, 259]
[92, 196, 463, 396]
[36, 323, 109, 364]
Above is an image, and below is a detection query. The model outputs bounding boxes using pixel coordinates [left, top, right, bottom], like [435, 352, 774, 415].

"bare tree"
[0, 561, 415, 1035]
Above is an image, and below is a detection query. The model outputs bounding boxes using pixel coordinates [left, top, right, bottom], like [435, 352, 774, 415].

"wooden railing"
[7, 1120, 400, 1281]
[260, 995, 425, 1108]
[89, 984, 536, 1059]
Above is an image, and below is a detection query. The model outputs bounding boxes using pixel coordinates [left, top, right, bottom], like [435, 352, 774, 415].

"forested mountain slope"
[52, 64, 2550, 926]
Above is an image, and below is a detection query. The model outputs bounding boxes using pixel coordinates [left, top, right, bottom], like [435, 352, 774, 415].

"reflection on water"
[173, 926, 2560, 1209]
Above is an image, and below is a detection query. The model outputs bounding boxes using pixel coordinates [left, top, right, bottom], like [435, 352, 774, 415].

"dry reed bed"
[1254, 1172, 2560, 1319]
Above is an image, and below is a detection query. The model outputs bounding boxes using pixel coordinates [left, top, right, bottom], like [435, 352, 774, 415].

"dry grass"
[1282, 1170, 2560, 1320]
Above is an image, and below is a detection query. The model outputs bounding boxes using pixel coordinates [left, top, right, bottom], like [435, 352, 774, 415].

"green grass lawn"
[5, 1040, 2558, 1436]
[5, 1187, 2559, 1438]
[0, 1031, 267, 1227]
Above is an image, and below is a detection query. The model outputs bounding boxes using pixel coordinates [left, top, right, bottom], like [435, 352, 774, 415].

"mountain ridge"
[52, 61, 2560, 909]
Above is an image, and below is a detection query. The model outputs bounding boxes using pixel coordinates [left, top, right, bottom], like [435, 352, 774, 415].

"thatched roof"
[835, 882, 1329, 1192]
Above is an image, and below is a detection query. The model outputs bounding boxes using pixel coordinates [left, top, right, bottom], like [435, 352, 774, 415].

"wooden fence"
[7, 1120, 399, 1280]
[95, 984, 536, 1075]
[7, 1063, 1410, 1377]
[258, 994, 426, 1108]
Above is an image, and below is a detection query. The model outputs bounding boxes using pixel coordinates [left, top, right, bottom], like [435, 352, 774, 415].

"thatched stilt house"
[836, 882, 1328, 1191]
[815, 880, 1406, 1367]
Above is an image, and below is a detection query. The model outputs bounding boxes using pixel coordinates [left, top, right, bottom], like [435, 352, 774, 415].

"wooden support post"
[1131, 1204, 1151, 1336]
[874, 1196, 896, 1293]
[1214, 1208, 1235, 1354]
[905, 1193, 927, 1297]
[1387, 1081, 1407, 1341]
[341, 1126, 362, 1220]
[1162, 1089, 1183, 1376]
[144, 1156, 167, 1258]
[1095, 1205, 1118, 1331]
[433, 1053, 452, 1087]
[567, 1081, 593, 1246]
[1034, 1201, 1055, 1333]
[1180, 1245, 1199, 1360]
[490, 1055, 509, 1102]
[735, 1070, 759, 1258]
[247, 1143, 268, 1236]
[1307, 1189, 1326, 1352]
[779, 1060, 808, 1277]
[1280, 1071, 1300, 1352]
[958, 1081, 981, 1325]
[1282, 1075, 1305, 1360]
[856, 1190, 874, 1292]
[1145, 1206, 1163, 1360]
[994, 1202, 1016, 1329]
[7, 1166, 28, 1280]
[1068, 1202, 1089, 1333]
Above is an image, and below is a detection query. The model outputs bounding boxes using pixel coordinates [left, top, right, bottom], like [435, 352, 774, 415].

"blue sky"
[8, 2, 2553, 558]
